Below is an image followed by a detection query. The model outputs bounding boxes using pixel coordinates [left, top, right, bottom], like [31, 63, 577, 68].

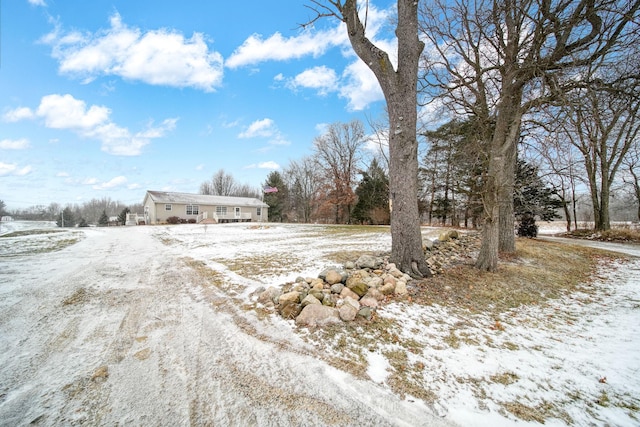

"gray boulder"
[295, 304, 341, 327]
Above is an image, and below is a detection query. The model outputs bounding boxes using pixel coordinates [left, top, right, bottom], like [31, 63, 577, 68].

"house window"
[165, 204, 172, 211]
[256, 207, 261, 217]
[186, 205, 199, 215]
[216, 206, 227, 216]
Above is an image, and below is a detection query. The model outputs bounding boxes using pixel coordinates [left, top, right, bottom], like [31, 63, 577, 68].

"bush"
[166, 216, 181, 224]
[517, 213, 538, 238]
[188, 218, 197, 224]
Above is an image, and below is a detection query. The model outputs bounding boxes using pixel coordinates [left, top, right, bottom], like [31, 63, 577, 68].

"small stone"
[379, 283, 395, 295]
[301, 294, 322, 307]
[359, 296, 378, 308]
[322, 293, 338, 307]
[309, 289, 324, 301]
[357, 306, 372, 320]
[344, 261, 356, 269]
[325, 269, 343, 285]
[257, 286, 281, 305]
[347, 280, 368, 297]
[330, 283, 345, 294]
[364, 288, 382, 301]
[368, 276, 383, 288]
[394, 281, 408, 295]
[278, 291, 301, 304]
[340, 287, 360, 300]
[278, 301, 302, 319]
[356, 254, 381, 269]
[339, 303, 358, 321]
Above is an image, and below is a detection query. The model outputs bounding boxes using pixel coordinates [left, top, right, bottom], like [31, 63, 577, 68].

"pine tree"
[117, 207, 130, 225]
[352, 159, 389, 224]
[56, 207, 75, 227]
[264, 171, 287, 222]
[514, 160, 562, 237]
[98, 210, 109, 227]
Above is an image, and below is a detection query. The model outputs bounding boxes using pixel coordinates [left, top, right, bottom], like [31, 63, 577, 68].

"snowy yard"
[0, 221, 638, 426]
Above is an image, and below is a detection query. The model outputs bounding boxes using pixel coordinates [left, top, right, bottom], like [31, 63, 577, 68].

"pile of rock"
[425, 230, 481, 275]
[253, 230, 481, 327]
[255, 254, 410, 327]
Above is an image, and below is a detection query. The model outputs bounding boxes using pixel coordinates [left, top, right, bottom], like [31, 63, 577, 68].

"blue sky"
[1, 0, 396, 209]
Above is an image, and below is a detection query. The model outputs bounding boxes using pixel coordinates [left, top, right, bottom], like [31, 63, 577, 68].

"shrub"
[517, 213, 538, 238]
[166, 216, 181, 224]
[188, 218, 197, 224]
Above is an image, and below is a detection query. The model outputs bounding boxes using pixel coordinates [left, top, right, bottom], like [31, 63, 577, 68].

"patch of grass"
[325, 250, 381, 265]
[317, 224, 390, 236]
[181, 258, 229, 289]
[0, 229, 65, 238]
[411, 239, 618, 315]
[221, 253, 304, 279]
[490, 371, 519, 386]
[63, 287, 90, 306]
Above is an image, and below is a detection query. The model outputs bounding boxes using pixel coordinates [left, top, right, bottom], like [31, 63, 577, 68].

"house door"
[234, 207, 241, 218]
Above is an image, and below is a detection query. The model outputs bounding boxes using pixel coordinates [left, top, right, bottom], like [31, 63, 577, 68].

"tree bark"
[338, 0, 429, 276]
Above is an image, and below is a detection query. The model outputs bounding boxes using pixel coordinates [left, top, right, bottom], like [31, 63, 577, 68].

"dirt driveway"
[0, 226, 452, 426]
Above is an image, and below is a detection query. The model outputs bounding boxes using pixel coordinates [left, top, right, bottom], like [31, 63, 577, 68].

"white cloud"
[195, 164, 204, 171]
[245, 161, 280, 170]
[37, 94, 110, 130]
[0, 138, 30, 150]
[127, 183, 141, 190]
[238, 118, 276, 139]
[3, 107, 34, 122]
[226, 26, 347, 69]
[56, 171, 70, 177]
[258, 161, 280, 169]
[9, 93, 176, 156]
[28, 0, 46, 6]
[289, 66, 338, 96]
[238, 118, 290, 147]
[0, 162, 32, 177]
[93, 176, 128, 190]
[82, 177, 99, 185]
[42, 12, 224, 91]
[339, 60, 384, 111]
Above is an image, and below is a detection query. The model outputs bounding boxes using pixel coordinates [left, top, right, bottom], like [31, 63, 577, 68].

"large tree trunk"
[339, 0, 430, 277]
[476, 82, 522, 271]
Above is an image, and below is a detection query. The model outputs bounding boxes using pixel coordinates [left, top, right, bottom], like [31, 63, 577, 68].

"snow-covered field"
[0, 221, 638, 426]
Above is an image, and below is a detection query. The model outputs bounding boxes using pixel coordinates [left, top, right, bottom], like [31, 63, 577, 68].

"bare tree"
[420, 0, 639, 270]
[557, 59, 640, 230]
[623, 144, 640, 222]
[284, 156, 323, 223]
[200, 169, 238, 196]
[306, 0, 430, 276]
[313, 120, 366, 224]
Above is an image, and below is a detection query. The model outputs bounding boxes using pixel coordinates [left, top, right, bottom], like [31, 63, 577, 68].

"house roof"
[145, 190, 268, 208]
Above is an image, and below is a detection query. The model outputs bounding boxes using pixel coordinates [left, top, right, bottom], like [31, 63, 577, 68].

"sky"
[1, 0, 397, 210]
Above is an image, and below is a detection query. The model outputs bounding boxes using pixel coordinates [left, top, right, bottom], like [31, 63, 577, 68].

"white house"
[141, 190, 269, 224]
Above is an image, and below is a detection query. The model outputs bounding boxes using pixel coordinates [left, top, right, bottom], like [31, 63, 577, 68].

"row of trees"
[2, 197, 143, 227]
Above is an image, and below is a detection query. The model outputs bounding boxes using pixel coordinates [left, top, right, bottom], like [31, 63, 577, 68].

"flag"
[263, 185, 278, 194]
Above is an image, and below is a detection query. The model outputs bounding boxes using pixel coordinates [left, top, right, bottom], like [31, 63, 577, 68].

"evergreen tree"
[514, 160, 562, 237]
[56, 207, 75, 227]
[98, 210, 109, 226]
[352, 159, 390, 224]
[264, 171, 287, 222]
[78, 218, 89, 227]
[117, 207, 130, 225]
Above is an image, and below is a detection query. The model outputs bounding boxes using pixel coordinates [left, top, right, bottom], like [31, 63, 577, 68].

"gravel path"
[0, 226, 453, 426]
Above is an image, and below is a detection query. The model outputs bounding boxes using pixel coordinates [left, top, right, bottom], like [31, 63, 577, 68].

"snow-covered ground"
[0, 221, 638, 426]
